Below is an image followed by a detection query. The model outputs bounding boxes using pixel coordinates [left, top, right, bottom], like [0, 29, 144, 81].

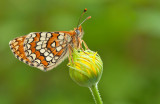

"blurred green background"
[0, 0, 160, 104]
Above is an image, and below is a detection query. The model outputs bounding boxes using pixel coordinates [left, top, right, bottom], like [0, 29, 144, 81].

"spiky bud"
[68, 49, 103, 87]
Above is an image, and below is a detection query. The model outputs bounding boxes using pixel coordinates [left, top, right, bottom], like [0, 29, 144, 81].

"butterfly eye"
[75, 29, 80, 35]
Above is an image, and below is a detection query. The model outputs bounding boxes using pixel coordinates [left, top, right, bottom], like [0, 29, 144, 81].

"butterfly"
[9, 8, 91, 71]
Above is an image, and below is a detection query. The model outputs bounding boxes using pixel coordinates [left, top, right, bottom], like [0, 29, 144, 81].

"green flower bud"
[68, 48, 103, 87]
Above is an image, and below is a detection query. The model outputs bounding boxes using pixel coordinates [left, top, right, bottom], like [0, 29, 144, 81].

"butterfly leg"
[81, 40, 89, 50]
[78, 38, 89, 52]
[68, 44, 74, 63]
[78, 39, 84, 52]
[77, 38, 84, 51]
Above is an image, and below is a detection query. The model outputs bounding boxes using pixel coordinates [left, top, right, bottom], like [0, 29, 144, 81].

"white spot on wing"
[58, 34, 64, 40]
[51, 42, 56, 47]
[12, 48, 16, 52]
[13, 42, 18, 46]
[27, 50, 31, 55]
[30, 54, 36, 60]
[32, 33, 36, 37]
[42, 44, 46, 48]
[46, 56, 52, 61]
[26, 44, 31, 49]
[59, 33, 64, 36]
[49, 53, 53, 58]
[27, 34, 32, 38]
[9, 40, 16, 45]
[56, 46, 62, 52]
[40, 37, 45, 41]
[54, 56, 59, 60]
[14, 46, 19, 50]
[35, 59, 41, 64]
[47, 50, 51, 53]
[37, 41, 43, 45]
[47, 37, 50, 40]
[9, 40, 12, 45]
[44, 52, 49, 56]
[32, 62, 38, 66]
[40, 49, 45, 53]
[47, 33, 52, 37]
[36, 45, 41, 50]
[59, 41, 63, 45]
[28, 38, 33, 43]
[52, 59, 56, 63]
[43, 41, 47, 44]
[41, 32, 47, 37]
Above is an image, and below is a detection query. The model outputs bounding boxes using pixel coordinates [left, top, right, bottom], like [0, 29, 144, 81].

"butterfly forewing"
[9, 32, 72, 71]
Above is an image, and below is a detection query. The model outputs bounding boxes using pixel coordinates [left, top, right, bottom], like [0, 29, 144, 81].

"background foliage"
[0, 0, 160, 104]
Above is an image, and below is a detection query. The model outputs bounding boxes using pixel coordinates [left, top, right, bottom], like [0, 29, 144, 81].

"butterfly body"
[9, 8, 90, 71]
[9, 26, 83, 71]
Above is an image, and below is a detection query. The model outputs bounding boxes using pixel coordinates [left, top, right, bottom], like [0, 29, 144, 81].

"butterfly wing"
[9, 32, 72, 71]
[9, 36, 32, 65]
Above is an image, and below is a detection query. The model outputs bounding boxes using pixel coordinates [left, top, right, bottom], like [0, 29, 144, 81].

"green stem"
[89, 84, 103, 104]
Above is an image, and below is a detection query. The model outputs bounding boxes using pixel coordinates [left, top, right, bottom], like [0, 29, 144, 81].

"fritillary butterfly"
[9, 8, 91, 71]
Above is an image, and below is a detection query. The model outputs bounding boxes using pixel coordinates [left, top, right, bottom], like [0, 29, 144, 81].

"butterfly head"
[74, 25, 83, 38]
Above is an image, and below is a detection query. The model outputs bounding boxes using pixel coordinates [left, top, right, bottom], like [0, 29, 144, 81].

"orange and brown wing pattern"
[9, 36, 31, 65]
[22, 32, 72, 71]
[9, 32, 73, 71]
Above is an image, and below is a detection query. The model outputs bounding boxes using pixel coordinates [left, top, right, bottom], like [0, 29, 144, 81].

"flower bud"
[68, 49, 103, 87]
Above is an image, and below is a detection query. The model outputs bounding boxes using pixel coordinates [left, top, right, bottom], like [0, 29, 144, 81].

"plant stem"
[89, 84, 103, 104]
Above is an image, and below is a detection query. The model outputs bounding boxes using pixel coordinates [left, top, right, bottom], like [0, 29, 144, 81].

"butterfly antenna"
[77, 8, 87, 29]
[78, 16, 91, 27]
